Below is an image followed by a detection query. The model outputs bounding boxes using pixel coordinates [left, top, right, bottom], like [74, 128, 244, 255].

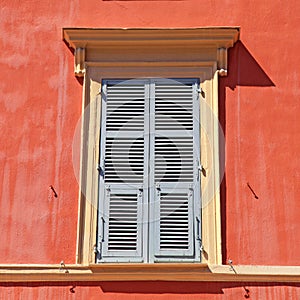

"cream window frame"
[63, 27, 239, 265]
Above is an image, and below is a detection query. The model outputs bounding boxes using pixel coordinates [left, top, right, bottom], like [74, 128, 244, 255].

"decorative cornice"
[63, 28, 239, 77]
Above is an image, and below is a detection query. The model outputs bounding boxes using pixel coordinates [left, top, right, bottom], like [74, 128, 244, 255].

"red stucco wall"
[1, 0, 300, 298]
[1, 281, 300, 299]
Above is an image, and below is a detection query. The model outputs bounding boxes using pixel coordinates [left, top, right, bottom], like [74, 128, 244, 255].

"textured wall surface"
[0, 0, 300, 298]
[1, 282, 300, 300]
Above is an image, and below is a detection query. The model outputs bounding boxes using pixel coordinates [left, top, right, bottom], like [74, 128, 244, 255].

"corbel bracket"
[74, 47, 86, 77]
[217, 48, 228, 77]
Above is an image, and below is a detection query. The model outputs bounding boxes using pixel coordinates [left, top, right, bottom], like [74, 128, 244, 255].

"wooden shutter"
[98, 78, 201, 263]
[97, 80, 149, 262]
[149, 79, 201, 262]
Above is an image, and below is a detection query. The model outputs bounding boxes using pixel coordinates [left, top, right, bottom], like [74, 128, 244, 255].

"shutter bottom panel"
[108, 193, 138, 251]
[153, 188, 195, 261]
[160, 192, 190, 250]
[100, 190, 144, 262]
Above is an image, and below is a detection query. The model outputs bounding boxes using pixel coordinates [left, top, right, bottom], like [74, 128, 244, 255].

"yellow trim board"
[0, 264, 300, 282]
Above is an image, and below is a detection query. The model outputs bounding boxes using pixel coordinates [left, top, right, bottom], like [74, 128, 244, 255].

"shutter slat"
[155, 81, 194, 132]
[155, 136, 194, 183]
[105, 136, 144, 184]
[106, 84, 145, 132]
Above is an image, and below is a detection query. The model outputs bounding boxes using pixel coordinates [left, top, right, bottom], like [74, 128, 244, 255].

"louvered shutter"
[98, 78, 201, 263]
[149, 79, 201, 262]
[97, 80, 149, 262]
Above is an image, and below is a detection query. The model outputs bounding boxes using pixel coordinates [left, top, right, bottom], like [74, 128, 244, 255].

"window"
[97, 78, 201, 263]
[63, 28, 239, 265]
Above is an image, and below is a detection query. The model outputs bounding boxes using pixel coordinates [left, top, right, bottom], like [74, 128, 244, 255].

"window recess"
[63, 27, 239, 265]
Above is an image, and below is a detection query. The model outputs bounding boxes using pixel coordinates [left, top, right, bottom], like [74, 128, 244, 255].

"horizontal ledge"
[0, 264, 300, 282]
[63, 27, 240, 48]
[86, 61, 216, 67]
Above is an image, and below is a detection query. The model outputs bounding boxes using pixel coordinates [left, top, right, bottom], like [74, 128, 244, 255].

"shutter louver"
[106, 84, 145, 132]
[108, 193, 139, 251]
[159, 191, 192, 250]
[155, 83, 194, 131]
[105, 137, 144, 184]
[155, 136, 194, 183]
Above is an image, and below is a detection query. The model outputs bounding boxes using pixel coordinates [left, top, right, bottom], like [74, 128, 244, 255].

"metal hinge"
[198, 163, 203, 172]
[94, 240, 102, 261]
[96, 87, 102, 96]
[97, 158, 105, 177]
[197, 87, 205, 98]
[101, 85, 107, 102]
[93, 244, 98, 254]
[197, 160, 204, 180]
[200, 242, 204, 253]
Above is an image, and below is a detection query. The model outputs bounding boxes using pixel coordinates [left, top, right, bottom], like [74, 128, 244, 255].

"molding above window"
[63, 27, 239, 77]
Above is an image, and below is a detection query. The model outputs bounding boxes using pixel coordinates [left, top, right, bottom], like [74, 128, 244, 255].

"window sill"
[0, 264, 300, 282]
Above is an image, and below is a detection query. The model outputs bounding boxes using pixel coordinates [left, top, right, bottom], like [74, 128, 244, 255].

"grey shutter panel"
[150, 79, 201, 262]
[98, 78, 201, 263]
[97, 80, 148, 262]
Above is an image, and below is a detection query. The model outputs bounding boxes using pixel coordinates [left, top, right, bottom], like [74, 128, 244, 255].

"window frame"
[63, 28, 239, 266]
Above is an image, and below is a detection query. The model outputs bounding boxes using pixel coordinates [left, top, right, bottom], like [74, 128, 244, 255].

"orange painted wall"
[1, 282, 300, 299]
[0, 0, 300, 298]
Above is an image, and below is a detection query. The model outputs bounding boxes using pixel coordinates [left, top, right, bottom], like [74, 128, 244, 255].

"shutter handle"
[196, 216, 201, 241]
[101, 217, 105, 242]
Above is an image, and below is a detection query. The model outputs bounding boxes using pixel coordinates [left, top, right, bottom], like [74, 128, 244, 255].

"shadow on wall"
[1, 281, 299, 297]
[224, 41, 275, 90]
[218, 40, 275, 265]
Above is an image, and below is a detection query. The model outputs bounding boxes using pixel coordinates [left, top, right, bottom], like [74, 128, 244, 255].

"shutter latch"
[95, 217, 105, 259]
[94, 240, 102, 260]
[196, 216, 201, 241]
[196, 216, 204, 252]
